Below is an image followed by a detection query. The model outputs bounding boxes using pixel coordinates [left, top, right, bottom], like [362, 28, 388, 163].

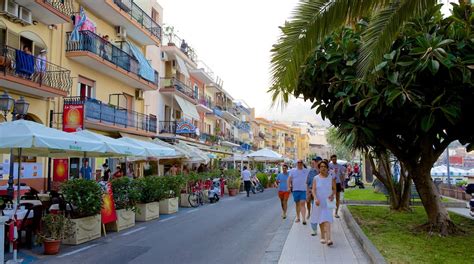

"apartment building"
[0, 0, 162, 188]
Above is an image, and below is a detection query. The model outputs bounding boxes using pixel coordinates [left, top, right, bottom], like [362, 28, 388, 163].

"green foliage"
[256, 163, 265, 172]
[61, 179, 103, 218]
[256, 172, 269, 188]
[349, 206, 474, 263]
[37, 214, 74, 242]
[269, 173, 277, 186]
[326, 127, 353, 160]
[132, 176, 163, 203]
[224, 169, 241, 189]
[456, 180, 468, 187]
[161, 175, 186, 199]
[110, 177, 140, 211]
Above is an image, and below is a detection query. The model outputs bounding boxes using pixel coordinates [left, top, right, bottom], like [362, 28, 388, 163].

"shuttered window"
[6, 30, 19, 49]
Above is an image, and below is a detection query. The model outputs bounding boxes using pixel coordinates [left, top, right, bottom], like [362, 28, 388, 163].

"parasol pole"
[16, 148, 22, 207]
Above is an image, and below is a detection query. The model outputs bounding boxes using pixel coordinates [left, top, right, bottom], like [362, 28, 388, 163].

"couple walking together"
[277, 156, 343, 246]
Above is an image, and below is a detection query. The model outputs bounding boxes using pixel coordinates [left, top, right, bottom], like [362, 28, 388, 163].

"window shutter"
[6, 30, 19, 49]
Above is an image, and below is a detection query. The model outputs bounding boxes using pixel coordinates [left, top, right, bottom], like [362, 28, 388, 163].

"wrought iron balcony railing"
[45, 0, 74, 17]
[161, 78, 197, 100]
[113, 0, 162, 41]
[64, 96, 157, 133]
[66, 30, 158, 84]
[0, 45, 72, 94]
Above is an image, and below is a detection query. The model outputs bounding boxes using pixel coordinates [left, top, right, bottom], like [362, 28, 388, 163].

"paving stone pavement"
[278, 210, 370, 264]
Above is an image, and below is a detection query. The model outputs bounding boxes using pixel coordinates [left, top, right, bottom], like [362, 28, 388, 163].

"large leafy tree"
[271, 3, 474, 235]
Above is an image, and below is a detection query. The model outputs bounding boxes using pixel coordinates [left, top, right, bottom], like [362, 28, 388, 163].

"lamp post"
[0, 91, 29, 199]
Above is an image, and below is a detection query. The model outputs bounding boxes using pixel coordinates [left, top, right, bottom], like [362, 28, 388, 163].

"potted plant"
[37, 214, 74, 255]
[60, 179, 103, 245]
[132, 176, 162, 221]
[224, 169, 241, 196]
[160, 175, 185, 214]
[108, 177, 140, 232]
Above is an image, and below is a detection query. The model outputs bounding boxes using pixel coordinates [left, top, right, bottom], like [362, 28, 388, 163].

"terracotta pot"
[228, 188, 238, 196]
[43, 239, 61, 255]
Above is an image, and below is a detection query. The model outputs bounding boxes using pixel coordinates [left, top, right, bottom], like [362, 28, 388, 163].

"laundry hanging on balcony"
[69, 7, 86, 42]
[127, 41, 156, 83]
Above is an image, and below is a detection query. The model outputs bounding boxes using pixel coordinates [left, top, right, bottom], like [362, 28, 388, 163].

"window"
[77, 76, 95, 99]
[207, 124, 211, 134]
[194, 84, 199, 100]
[174, 110, 181, 120]
[151, 8, 160, 23]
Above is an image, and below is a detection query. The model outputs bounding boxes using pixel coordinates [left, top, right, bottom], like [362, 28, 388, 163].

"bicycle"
[188, 182, 205, 208]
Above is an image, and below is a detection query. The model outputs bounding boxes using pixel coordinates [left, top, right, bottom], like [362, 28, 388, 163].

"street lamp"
[0, 91, 30, 199]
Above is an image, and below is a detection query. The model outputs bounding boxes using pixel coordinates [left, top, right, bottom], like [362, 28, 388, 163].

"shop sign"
[63, 104, 84, 132]
[101, 182, 117, 224]
[176, 120, 196, 134]
[53, 159, 69, 183]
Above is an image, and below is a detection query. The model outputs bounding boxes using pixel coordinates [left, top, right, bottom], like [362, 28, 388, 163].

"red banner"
[449, 156, 463, 165]
[101, 182, 117, 224]
[53, 159, 68, 182]
[63, 104, 84, 132]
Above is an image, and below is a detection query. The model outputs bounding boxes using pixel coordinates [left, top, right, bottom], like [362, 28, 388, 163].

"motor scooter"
[465, 183, 474, 217]
[346, 173, 365, 189]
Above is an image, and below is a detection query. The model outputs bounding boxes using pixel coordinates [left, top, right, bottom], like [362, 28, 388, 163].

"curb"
[344, 200, 466, 208]
[341, 206, 386, 264]
[261, 203, 295, 264]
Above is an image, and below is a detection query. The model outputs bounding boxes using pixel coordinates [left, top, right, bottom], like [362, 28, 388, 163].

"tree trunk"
[408, 164, 458, 235]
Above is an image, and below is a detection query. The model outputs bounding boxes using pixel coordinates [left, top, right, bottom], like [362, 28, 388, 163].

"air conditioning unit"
[18, 6, 32, 26]
[135, 89, 144, 100]
[115, 26, 127, 39]
[0, 0, 18, 18]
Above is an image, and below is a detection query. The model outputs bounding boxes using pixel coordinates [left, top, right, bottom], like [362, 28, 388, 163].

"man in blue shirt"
[80, 159, 92, 180]
[276, 164, 290, 219]
[306, 156, 322, 226]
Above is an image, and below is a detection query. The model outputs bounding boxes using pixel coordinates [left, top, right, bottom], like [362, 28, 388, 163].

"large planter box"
[224, 185, 229, 195]
[106, 209, 135, 232]
[135, 202, 160, 222]
[159, 197, 179, 214]
[180, 193, 192, 207]
[63, 215, 101, 245]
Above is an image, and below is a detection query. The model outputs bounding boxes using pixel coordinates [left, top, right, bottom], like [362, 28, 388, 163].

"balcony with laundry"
[0, 45, 72, 98]
[63, 96, 157, 136]
[14, 0, 73, 24]
[79, 0, 162, 46]
[66, 29, 158, 91]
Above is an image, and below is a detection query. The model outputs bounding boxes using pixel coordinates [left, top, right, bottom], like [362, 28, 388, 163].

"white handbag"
[327, 197, 336, 209]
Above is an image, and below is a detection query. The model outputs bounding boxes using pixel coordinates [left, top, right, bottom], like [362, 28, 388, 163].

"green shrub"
[224, 169, 241, 189]
[161, 175, 186, 199]
[132, 176, 163, 203]
[61, 179, 103, 218]
[110, 177, 140, 211]
[456, 180, 468, 187]
[256, 172, 269, 188]
[270, 173, 277, 186]
[37, 214, 74, 242]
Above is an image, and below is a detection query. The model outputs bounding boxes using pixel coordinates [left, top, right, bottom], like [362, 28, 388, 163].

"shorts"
[278, 191, 290, 199]
[292, 191, 306, 202]
[336, 183, 342, 193]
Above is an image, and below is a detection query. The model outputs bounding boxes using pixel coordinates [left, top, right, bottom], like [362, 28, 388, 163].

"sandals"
[320, 239, 326, 244]
[327, 240, 333, 246]
[295, 219, 300, 223]
[302, 221, 307, 225]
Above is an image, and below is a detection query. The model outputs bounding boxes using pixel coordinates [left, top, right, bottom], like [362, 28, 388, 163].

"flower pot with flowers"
[37, 214, 74, 255]
[108, 177, 140, 232]
[60, 179, 103, 245]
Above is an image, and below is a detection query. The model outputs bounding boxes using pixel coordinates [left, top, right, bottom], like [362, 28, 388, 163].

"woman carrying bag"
[310, 160, 337, 246]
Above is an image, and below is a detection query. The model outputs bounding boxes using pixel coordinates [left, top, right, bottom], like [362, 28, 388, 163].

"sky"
[157, 0, 329, 126]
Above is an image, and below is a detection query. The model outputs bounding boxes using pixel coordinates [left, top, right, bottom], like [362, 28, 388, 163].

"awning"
[176, 142, 209, 164]
[221, 141, 240, 147]
[175, 56, 189, 78]
[174, 95, 199, 120]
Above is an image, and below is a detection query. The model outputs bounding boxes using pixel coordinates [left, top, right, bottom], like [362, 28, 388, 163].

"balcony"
[0, 45, 72, 98]
[160, 78, 197, 103]
[15, 0, 73, 24]
[64, 97, 156, 136]
[79, 0, 161, 46]
[66, 31, 158, 91]
[162, 31, 197, 65]
[196, 98, 213, 113]
[236, 121, 251, 132]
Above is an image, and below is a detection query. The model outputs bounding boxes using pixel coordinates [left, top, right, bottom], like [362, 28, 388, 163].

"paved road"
[35, 189, 287, 264]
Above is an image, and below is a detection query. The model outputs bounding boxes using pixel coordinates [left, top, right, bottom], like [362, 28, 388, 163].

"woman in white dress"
[311, 160, 336, 246]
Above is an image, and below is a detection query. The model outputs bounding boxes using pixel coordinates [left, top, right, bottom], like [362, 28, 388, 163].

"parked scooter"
[465, 183, 474, 217]
[208, 178, 221, 203]
[346, 173, 365, 189]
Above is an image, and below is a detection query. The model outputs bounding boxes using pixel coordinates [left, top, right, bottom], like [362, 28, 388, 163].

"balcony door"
[78, 76, 95, 100]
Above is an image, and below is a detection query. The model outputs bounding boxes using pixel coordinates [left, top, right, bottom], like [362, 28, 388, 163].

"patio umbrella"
[151, 138, 186, 159]
[117, 137, 175, 157]
[69, 7, 86, 42]
[73, 130, 145, 157]
[246, 148, 284, 162]
[175, 142, 209, 164]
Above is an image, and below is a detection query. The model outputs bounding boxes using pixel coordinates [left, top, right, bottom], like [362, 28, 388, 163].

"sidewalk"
[278, 210, 370, 264]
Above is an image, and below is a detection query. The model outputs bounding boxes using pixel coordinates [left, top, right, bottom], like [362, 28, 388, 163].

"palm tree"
[270, 0, 443, 102]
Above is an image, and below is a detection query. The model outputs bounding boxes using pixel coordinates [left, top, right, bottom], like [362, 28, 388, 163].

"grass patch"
[348, 206, 474, 264]
[344, 188, 449, 202]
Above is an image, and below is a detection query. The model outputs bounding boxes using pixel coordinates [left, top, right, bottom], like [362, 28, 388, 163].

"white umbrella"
[73, 130, 145, 157]
[222, 153, 248, 162]
[117, 137, 175, 157]
[247, 148, 284, 162]
[0, 120, 107, 157]
[151, 138, 186, 159]
[175, 142, 209, 164]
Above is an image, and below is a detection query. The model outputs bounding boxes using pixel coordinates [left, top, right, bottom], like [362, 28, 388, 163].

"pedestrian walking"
[307, 156, 321, 234]
[329, 154, 346, 218]
[311, 160, 336, 246]
[241, 166, 252, 197]
[288, 159, 310, 224]
[276, 164, 290, 219]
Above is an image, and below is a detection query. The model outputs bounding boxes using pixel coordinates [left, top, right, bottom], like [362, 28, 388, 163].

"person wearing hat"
[307, 156, 322, 235]
[35, 49, 47, 82]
